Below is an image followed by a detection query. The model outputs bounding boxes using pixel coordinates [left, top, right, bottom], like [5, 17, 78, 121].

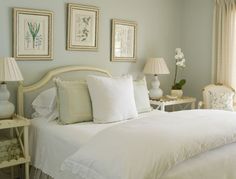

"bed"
[17, 66, 236, 179]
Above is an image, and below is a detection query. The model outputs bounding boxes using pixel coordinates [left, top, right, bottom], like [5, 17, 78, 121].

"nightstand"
[150, 96, 196, 111]
[0, 115, 30, 179]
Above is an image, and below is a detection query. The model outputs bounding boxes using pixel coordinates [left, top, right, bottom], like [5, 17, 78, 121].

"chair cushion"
[209, 91, 234, 111]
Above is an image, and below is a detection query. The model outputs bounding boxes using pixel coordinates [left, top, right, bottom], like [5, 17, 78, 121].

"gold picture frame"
[111, 19, 137, 62]
[13, 8, 53, 61]
[67, 3, 99, 51]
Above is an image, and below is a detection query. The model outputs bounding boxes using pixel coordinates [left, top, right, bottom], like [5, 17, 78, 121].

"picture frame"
[111, 19, 137, 62]
[13, 8, 53, 61]
[67, 3, 99, 51]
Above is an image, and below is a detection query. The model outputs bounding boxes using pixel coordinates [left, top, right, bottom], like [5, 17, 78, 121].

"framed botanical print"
[111, 19, 137, 62]
[13, 8, 53, 60]
[67, 3, 99, 51]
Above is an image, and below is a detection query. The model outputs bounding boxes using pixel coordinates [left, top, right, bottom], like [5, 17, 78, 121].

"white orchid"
[176, 58, 186, 67]
[173, 48, 186, 90]
[175, 53, 184, 60]
[175, 48, 181, 54]
[175, 48, 184, 60]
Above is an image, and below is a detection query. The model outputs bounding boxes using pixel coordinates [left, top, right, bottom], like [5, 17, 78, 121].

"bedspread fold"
[60, 110, 236, 179]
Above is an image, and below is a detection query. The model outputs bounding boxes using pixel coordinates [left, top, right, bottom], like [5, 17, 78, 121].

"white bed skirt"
[30, 166, 53, 179]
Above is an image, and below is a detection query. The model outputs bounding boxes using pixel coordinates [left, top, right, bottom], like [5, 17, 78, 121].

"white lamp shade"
[0, 57, 23, 82]
[143, 58, 170, 75]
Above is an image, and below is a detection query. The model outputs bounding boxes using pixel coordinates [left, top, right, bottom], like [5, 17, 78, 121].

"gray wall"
[181, 0, 214, 100]
[0, 0, 182, 105]
[0, 0, 214, 107]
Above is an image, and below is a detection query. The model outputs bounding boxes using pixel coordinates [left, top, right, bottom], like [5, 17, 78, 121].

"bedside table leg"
[25, 163, 29, 179]
[161, 104, 165, 111]
[10, 128, 14, 179]
[10, 167, 14, 179]
[24, 126, 29, 179]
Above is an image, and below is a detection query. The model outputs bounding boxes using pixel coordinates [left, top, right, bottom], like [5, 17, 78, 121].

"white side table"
[150, 96, 196, 111]
[0, 115, 30, 179]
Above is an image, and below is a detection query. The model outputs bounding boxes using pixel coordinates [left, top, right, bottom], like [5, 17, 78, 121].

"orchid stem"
[173, 59, 178, 85]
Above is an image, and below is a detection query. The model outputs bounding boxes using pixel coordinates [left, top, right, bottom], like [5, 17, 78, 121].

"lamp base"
[0, 84, 15, 119]
[149, 75, 163, 99]
[149, 88, 163, 100]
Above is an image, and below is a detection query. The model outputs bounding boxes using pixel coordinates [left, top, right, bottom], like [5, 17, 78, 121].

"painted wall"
[181, 0, 214, 100]
[0, 0, 182, 106]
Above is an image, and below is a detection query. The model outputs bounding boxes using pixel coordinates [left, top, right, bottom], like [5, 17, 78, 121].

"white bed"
[29, 111, 155, 178]
[29, 117, 113, 177]
[58, 109, 236, 179]
[17, 66, 236, 179]
[29, 109, 236, 179]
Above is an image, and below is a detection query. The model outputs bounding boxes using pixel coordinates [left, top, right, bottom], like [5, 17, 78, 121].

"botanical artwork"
[111, 19, 137, 62]
[24, 19, 43, 50]
[13, 8, 53, 60]
[75, 14, 92, 43]
[67, 4, 99, 51]
[114, 24, 134, 58]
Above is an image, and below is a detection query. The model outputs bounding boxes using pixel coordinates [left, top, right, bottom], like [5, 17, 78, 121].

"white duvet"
[29, 118, 122, 177]
[60, 110, 236, 179]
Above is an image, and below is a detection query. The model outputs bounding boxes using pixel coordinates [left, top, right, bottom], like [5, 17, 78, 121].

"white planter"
[171, 89, 183, 98]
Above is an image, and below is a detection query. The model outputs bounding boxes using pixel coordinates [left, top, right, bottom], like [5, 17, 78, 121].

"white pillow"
[133, 77, 152, 113]
[31, 87, 58, 121]
[87, 75, 138, 123]
[209, 91, 234, 111]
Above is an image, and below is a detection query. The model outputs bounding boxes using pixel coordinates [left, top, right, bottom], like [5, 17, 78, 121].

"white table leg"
[10, 167, 14, 179]
[161, 103, 165, 111]
[24, 126, 29, 179]
[10, 128, 14, 179]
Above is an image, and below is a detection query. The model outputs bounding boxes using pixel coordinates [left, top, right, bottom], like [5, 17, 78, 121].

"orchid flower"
[173, 48, 186, 90]
[176, 59, 186, 67]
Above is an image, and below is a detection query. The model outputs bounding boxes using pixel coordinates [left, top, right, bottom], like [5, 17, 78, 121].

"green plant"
[28, 22, 40, 48]
[172, 79, 186, 90]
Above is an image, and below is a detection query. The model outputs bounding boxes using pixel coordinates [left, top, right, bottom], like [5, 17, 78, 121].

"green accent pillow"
[133, 77, 152, 113]
[55, 78, 93, 124]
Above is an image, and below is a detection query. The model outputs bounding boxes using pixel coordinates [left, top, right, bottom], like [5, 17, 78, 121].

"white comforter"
[29, 118, 121, 177]
[60, 110, 236, 179]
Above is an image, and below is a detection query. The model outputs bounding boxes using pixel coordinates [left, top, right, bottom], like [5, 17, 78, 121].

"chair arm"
[198, 101, 204, 109]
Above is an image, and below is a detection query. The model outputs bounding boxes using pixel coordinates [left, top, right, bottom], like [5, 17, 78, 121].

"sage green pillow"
[133, 77, 152, 113]
[55, 78, 93, 124]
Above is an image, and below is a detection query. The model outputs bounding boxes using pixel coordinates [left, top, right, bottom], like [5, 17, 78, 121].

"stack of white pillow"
[32, 75, 152, 124]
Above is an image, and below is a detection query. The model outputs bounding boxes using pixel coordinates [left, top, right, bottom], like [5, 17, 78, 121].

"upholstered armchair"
[198, 84, 235, 111]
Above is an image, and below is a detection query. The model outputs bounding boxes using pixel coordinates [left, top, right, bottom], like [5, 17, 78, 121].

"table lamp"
[0, 57, 23, 119]
[143, 58, 170, 99]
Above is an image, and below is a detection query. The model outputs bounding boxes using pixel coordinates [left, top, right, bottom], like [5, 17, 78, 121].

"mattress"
[29, 111, 157, 178]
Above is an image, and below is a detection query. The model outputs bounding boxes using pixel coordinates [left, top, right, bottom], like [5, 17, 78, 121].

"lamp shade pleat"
[0, 57, 23, 82]
[143, 58, 170, 75]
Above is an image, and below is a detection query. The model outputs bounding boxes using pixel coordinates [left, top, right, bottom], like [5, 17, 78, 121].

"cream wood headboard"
[17, 66, 112, 117]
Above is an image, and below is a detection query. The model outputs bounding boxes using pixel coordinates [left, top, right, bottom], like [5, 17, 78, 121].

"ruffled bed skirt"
[30, 166, 53, 179]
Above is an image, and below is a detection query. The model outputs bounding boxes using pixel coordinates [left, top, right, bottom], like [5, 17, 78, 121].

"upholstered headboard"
[17, 66, 111, 118]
